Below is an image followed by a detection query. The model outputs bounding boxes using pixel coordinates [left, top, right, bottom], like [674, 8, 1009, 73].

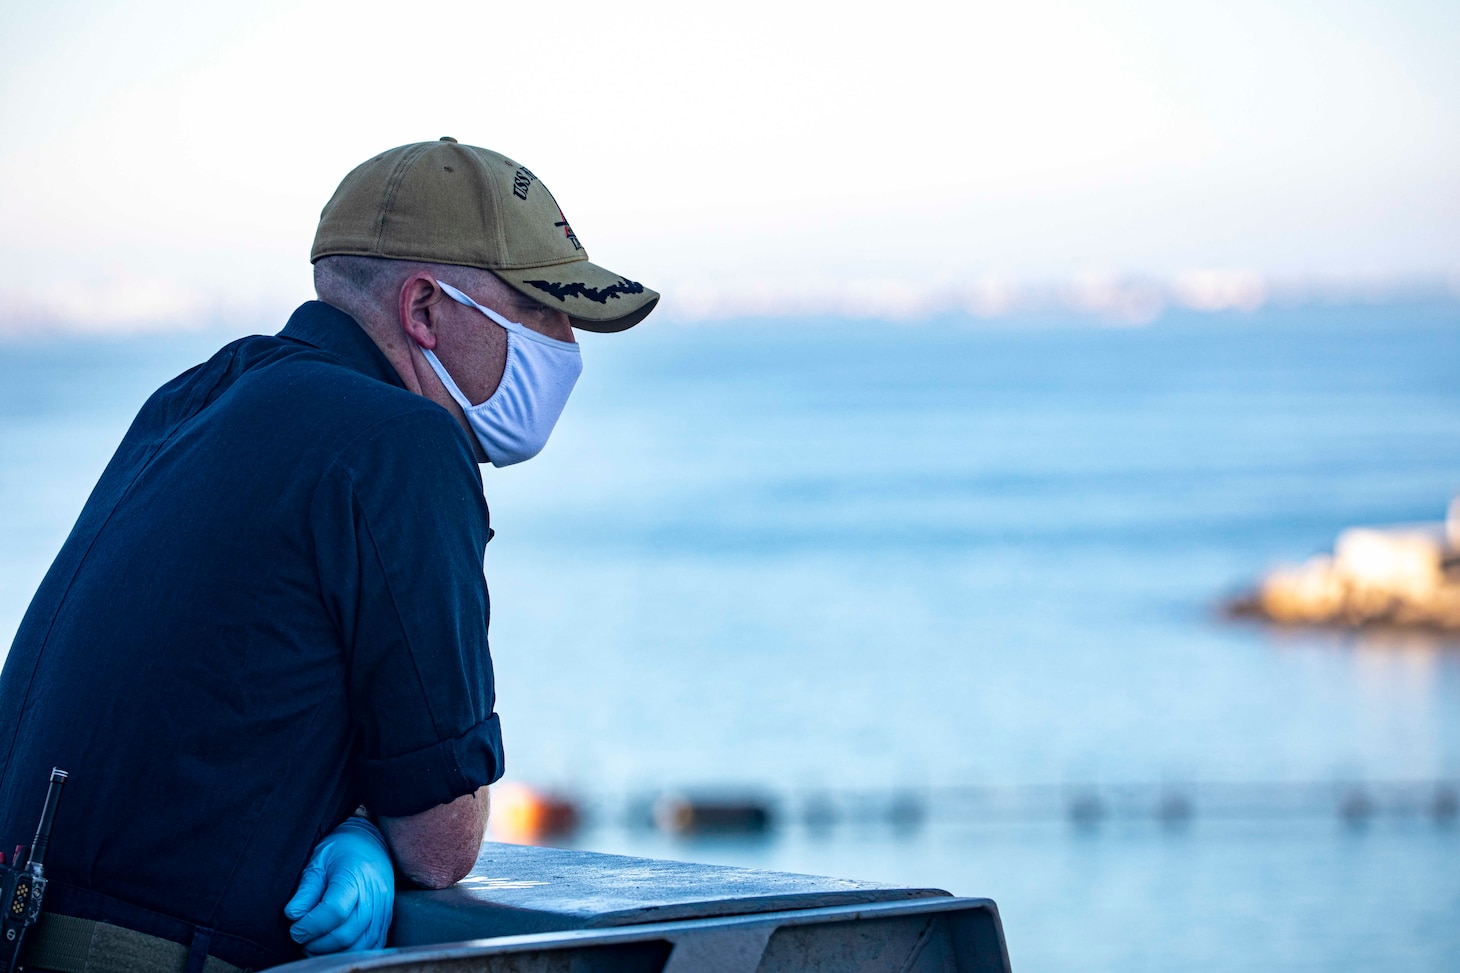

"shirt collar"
[277, 301, 405, 389]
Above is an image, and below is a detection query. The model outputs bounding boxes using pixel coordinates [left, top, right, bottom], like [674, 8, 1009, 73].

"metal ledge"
[389, 843, 951, 945]
[271, 896, 1012, 973]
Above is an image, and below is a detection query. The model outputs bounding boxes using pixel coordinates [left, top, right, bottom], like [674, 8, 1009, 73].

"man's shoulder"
[236, 332, 460, 438]
[256, 348, 477, 482]
[157, 331, 475, 479]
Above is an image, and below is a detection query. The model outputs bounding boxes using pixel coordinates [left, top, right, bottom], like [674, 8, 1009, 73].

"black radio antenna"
[27, 769, 67, 872]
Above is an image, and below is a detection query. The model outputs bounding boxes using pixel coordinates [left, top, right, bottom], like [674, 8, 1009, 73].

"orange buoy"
[488, 782, 581, 845]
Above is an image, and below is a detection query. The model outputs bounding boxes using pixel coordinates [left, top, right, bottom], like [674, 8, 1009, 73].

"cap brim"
[496, 260, 659, 333]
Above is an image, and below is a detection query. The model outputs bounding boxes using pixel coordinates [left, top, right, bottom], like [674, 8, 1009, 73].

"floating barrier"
[1155, 790, 1194, 826]
[492, 779, 1460, 845]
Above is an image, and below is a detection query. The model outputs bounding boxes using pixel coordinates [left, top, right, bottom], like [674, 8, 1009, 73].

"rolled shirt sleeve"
[311, 407, 503, 818]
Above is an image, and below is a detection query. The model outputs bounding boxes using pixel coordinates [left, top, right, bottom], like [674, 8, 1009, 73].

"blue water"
[2, 302, 1459, 971]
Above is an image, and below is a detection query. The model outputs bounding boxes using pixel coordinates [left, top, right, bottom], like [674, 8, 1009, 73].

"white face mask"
[421, 280, 583, 467]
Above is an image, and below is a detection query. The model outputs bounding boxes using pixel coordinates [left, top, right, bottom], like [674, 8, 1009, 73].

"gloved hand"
[284, 816, 395, 955]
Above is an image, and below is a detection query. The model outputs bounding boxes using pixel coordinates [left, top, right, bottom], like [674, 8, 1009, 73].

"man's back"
[0, 302, 503, 966]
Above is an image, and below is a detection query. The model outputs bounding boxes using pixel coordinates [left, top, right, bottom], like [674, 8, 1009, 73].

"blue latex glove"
[284, 816, 394, 955]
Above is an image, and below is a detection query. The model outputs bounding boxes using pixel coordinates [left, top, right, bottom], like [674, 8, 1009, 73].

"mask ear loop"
[436, 280, 581, 352]
[419, 282, 512, 412]
[420, 348, 475, 411]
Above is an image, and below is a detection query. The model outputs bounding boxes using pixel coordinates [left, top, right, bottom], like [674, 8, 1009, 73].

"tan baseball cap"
[312, 138, 657, 333]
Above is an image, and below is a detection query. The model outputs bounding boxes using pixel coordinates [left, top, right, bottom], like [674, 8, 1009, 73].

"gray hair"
[313, 255, 414, 319]
[315, 254, 482, 329]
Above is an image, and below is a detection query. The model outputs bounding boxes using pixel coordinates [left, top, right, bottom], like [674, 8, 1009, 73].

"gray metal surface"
[391, 843, 950, 945]
[270, 897, 1012, 973]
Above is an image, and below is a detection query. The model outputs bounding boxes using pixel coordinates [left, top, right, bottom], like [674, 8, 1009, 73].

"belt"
[20, 914, 244, 973]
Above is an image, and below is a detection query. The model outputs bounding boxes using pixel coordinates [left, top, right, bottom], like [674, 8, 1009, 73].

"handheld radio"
[0, 769, 68, 973]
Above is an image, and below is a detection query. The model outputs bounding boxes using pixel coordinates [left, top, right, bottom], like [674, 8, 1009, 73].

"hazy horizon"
[2, 0, 1457, 333]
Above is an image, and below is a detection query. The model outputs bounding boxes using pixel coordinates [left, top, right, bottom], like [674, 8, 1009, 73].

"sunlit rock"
[1231, 499, 1460, 633]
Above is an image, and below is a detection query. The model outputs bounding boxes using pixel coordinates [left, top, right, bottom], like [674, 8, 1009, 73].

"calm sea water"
[2, 301, 1459, 971]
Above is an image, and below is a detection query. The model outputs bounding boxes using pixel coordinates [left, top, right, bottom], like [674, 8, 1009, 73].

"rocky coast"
[1229, 500, 1460, 633]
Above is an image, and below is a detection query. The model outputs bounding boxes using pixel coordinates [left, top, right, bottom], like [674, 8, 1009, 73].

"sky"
[0, 0, 1456, 330]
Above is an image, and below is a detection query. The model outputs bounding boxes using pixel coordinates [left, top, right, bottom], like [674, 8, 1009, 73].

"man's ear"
[398, 273, 447, 350]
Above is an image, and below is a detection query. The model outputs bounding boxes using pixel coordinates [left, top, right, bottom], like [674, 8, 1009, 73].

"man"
[0, 138, 657, 971]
